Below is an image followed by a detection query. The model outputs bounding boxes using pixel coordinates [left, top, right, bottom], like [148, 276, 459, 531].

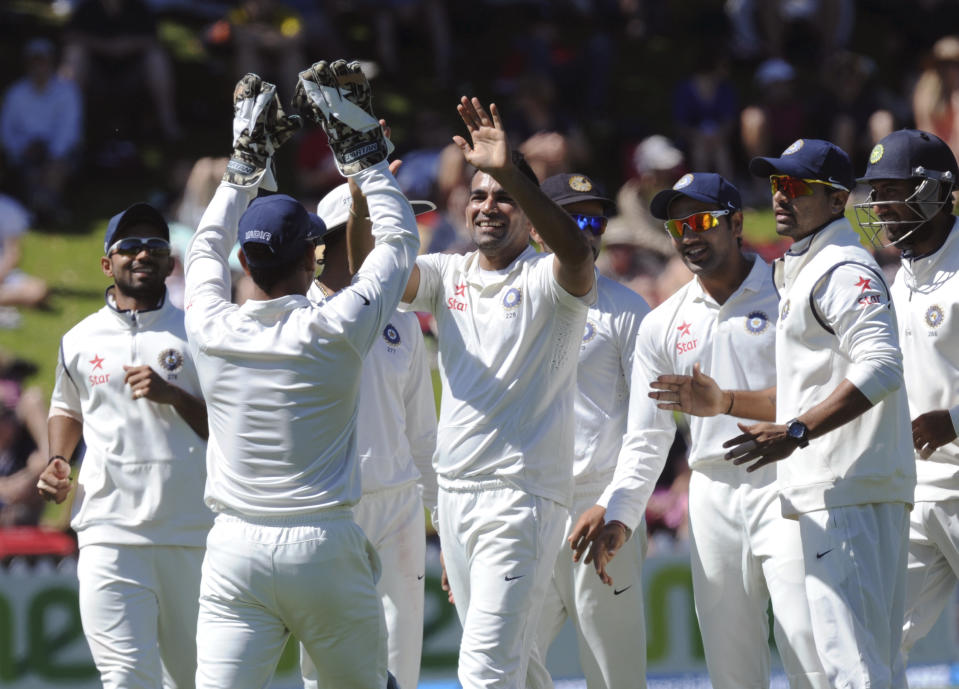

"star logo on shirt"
[677, 321, 692, 337]
[855, 276, 872, 292]
[89, 354, 105, 371]
[454, 282, 467, 297]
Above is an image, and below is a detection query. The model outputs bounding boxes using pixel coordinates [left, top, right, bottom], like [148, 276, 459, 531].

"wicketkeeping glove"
[223, 73, 301, 191]
[292, 60, 394, 177]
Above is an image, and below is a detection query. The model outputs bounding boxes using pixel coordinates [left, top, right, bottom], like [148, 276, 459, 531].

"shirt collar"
[463, 244, 538, 288]
[239, 294, 311, 318]
[105, 286, 167, 325]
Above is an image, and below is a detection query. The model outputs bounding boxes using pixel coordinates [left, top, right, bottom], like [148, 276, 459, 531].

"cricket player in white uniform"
[654, 141, 915, 689]
[523, 172, 651, 689]
[854, 129, 959, 659]
[400, 97, 596, 689]
[300, 179, 438, 689]
[605, 172, 825, 689]
[184, 65, 417, 689]
[37, 203, 210, 689]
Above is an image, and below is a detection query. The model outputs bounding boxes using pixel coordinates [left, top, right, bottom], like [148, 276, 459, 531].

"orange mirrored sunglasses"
[664, 210, 730, 239]
[769, 175, 845, 199]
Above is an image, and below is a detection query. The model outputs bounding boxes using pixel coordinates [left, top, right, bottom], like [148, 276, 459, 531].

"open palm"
[452, 96, 510, 173]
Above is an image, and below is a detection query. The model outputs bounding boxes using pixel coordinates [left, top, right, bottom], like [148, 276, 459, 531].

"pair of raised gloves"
[222, 60, 393, 191]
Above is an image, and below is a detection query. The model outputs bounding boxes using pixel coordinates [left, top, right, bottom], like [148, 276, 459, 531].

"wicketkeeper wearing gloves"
[184, 62, 418, 689]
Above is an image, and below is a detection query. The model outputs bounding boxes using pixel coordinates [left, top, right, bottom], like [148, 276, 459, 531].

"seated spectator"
[209, 0, 307, 101]
[672, 51, 738, 180]
[0, 359, 48, 526]
[913, 35, 959, 161]
[62, 0, 181, 142]
[0, 194, 49, 322]
[0, 39, 82, 225]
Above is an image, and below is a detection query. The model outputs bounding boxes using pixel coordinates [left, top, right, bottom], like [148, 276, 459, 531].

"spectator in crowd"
[913, 35, 959, 161]
[0, 193, 50, 323]
[62, 0, 181, 142]
[672, 51, 738, 181]
[0, 39, 82, 225]
[210, 0, 307, 101]
[0, 360, 48, 527]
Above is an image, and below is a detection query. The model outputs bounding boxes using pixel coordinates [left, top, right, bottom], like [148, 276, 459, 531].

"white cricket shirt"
[307, 283, 438, 511]
[50, 290, 211, 548]
[773, 218, 915, 517]
[184, 162, 419, 516]
[892, 219, 959, 502]
[572, 273, 649, 491]
[402, 245, 594, 506]
[605, 255, 779, 530]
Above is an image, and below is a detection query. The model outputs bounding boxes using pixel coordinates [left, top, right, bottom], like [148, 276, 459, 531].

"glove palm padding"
[292, 60, 393, 177]
[224, 74, 301, 191]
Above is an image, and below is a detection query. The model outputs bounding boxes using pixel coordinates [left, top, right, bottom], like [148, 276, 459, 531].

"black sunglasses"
[108, 237, 171, 258]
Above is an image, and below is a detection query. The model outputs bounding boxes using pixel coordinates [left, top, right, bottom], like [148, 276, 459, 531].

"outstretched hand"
[452, 96, 510, 175]
[648, 362, 726, 417]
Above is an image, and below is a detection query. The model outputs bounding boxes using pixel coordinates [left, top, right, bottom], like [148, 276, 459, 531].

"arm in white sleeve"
[315, 162, 420, 356]
[49, 338, 82, 419]
[404, 326, 438, 512]
[815, 263, 903, 404]
[183, 183, 256, 338]
[597, 319, 676, 532]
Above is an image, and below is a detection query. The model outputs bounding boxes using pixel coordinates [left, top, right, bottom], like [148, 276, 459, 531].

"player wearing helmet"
[856, 129, 959, 659]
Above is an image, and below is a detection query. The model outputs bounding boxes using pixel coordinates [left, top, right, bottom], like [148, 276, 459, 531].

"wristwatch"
[785, 418, 809, 448]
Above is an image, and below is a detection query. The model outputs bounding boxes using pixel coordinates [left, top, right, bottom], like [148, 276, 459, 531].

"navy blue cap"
[749, 139, 854, 191]
[859, 129, 959, 183]
[541, 173, 615, 215]
[104, 203, 170, 253]
[239, 194, 326, 268]
[649, 173, 742, 219]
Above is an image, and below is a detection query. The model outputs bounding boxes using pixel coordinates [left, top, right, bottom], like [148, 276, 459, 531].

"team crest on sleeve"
[745, 311, 769, 334]
[925, 304, 944, 329]
[783, 139, 804, 155]
[582, 320, 597, 343]
[158, 348, 184, 373]
[502, 287, 522, 310]
[383, 323, 402, 346]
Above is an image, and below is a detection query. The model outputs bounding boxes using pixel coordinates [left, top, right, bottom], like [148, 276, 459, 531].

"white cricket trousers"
[77, 543, 204, 689]
[195, 510, 387, 689]
[438, 478, 566, 689]
[901, 498, 959, 657]
[527, 484, 648, 689]
[799, 503, 909, 689]
[301, 482, 425, 689]
[688, 464, 827, 689]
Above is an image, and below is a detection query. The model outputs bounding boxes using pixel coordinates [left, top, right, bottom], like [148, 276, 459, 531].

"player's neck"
[698, 252, 754, 306]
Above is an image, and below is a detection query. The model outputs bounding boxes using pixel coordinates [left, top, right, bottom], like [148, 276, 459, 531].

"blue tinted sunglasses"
[108, 237, 171, 257]
[571, 214, 608, 236]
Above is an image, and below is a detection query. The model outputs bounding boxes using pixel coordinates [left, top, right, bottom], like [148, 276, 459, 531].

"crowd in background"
[2, 0, 959, 557]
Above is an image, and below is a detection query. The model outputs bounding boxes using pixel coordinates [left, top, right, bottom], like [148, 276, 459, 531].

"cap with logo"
[859, 129, 959, 183]
[649, 172, 742, 219]
[541, 173, 615, 214]
[104, 203, 170, 253]
[239, 194, 326, 268]
[317, 183, 437, 234]
[749, 139, 854, 191]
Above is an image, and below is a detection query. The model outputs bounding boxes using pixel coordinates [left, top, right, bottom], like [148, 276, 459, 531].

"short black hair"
[242, 243, 308, 293]
[469, 150, 539, 187]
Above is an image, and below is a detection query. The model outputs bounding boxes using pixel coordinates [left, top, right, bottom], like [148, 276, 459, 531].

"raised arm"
[452, 96, 593, 296]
